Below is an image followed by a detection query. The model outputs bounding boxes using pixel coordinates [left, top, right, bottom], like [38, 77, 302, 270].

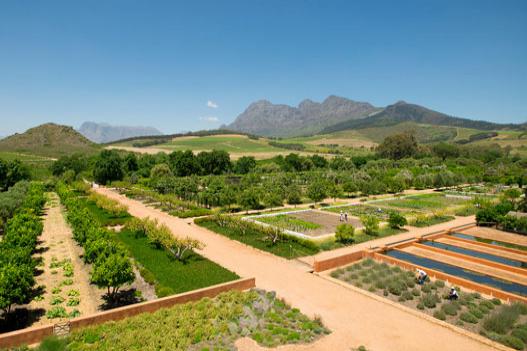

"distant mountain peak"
[228, 96, 379, 137]
[78, 122, 162, 143]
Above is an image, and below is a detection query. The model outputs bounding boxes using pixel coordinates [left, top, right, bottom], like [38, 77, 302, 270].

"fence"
[0, 277, 255, 349]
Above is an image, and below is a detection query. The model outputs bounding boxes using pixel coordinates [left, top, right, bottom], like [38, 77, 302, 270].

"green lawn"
[115, 229, 239, 296]
[80, 198, 131, 226]
[256, 214, 321, 231]
[196, 219, 320, 259]
[371, 193, 470, 211]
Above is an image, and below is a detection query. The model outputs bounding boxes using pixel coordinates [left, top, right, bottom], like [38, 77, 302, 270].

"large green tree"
[377, 132, 418, 160]
[91, 253, 134, 300]
[93, 150, 124, 185]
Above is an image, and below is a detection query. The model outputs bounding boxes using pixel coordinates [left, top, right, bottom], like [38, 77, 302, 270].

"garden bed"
[24, 289, 330, 351]
[195, 218, 320, 259]
[114, 229, 239, 297]
[331, 259, 527, 350]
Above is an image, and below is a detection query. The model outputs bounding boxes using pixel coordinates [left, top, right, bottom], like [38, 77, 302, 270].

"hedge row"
[56, 183, 134, 298]
[0, 182, 45, 316]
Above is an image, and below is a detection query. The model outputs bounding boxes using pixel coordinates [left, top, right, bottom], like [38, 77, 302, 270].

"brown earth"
[95, 187, 498, 351]
[460, 226, 527, 247]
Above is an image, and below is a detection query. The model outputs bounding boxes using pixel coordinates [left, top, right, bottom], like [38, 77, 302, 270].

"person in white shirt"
[416, 268, 427, 285]
[448, 287, 459, 300]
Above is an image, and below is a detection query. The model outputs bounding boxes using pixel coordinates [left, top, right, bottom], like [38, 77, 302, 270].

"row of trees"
[57, 183, 135, 300]
[125, 217, 203, 260]
[0, 182, 45, 318]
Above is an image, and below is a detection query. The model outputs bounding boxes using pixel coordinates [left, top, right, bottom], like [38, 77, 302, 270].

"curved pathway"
[95, 187, 501, 351]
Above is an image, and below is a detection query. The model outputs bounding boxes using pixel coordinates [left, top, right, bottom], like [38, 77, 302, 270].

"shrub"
[335, 224, 355, 243]
[401, 291, 413, 301]
[388, 212, 407, 229]
[501, 335, 526, 350]
[483, 303, 527, 334]
[442, 302, 460, 316]
[512, 328, 527, 343]
[417, 302, 424, 310]
[469, 307, 484, 319]
[50, 295, 64, 305]
[433, 310, 446, 321]
[460, 312, 478, 324]
[491, 298, 502, 306]
[421, 285, 431, 293]
[387, 280, 405, 296]
[433, 280, 445, 288]
[421, 293, 439, 309]
[360, 215, 380, 235]
[37, 335, 69, 351]
[411, 288, 421, 296]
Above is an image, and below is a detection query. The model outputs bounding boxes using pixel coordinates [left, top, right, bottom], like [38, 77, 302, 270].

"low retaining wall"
[313, 251, 366, 272]
[373, 253, 527, 303]
[447, 235, 527, 256]
[0, 277, 256, 349]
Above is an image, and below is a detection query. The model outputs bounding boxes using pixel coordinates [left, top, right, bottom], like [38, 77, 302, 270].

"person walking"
[339, 211, 344, 222]
[344, 212, 348, 222]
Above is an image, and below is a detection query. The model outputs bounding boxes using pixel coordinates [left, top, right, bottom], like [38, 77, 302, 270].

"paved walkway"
[95, 187, 500, 351]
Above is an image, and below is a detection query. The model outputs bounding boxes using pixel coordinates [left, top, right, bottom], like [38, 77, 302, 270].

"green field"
[371, 193, 470, 211]
[114, 229, 239, 296]
[0, 151, 54, 180]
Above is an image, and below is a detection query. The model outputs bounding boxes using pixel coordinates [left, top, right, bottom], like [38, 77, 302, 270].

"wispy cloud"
[207, 100, 218, 109]
[200, 116, 219, 123]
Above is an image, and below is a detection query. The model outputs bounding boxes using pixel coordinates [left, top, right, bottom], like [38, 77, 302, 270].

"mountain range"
[227, 96, 524, 137]
[227, 96, 379, 137]
[78, 122, 162, 143]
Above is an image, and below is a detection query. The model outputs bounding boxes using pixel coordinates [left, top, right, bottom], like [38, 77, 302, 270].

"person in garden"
[344, 212, 348, 222]
[339, 211, 344, 222]
[448, 287, 459, 300]
[416, 268, 428, 285]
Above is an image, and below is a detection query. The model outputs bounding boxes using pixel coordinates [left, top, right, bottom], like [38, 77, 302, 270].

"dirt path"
[95, 187, 499, 351]
[27, 193, 103, 325]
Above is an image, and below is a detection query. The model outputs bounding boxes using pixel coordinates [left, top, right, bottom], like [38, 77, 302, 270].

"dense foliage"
[476, 188, 527, 234]
[0, 159, 30, 192]
[0, 182, 45, 317]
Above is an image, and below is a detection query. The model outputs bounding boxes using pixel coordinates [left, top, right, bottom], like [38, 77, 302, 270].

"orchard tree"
[91, 253, 134, 300]
[432, 142, 460, 161]
[123, 153, 139, 173]
[264, 192, 283, 210]
[93, 150, 124, 185]
[239, 189, 261, 213]
[0, 263, 35, 316]
[377, 132, 418, 160]
[327, 182, 343, 202]
[169, 150, 199, 177]
[234, 156, 256, 174]
[150, 163, 173, 179]
[0, 159, 30, 191]
[307, 179, 328, 204]
[286, 184, 302, 206]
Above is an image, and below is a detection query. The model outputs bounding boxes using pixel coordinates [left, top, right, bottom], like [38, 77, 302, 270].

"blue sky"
[0, 0, 526, 135]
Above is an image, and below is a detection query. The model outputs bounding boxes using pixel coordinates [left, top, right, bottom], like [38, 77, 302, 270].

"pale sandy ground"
[461, 226, 527, 246]
[27, 193, 103, 325]
[95, 187, 502, 351]
[401, 245, 527, 285]
[437, 237, 527, 262]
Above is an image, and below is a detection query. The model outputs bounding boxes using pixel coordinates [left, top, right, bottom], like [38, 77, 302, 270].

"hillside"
[0, 123, 100, 158]
[227, 95, 379, 137]
[321, 101, 520, 134]
[79, 121, 162, 143]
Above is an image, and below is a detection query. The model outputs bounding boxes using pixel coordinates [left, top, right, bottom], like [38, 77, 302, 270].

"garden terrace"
[11, 289, 329, 351]
[368, 193, 473, 213]
[330, 258, 527, 351]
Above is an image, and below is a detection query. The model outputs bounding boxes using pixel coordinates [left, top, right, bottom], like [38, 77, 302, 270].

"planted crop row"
[56, 183, 135, 300]
[88, 192, 129, 217]
[332, 259, 527, 350]
[0, 182, 45, 317]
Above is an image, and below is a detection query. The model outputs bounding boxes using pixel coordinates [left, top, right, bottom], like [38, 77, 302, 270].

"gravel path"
[27, 193, 103, 325]
[95, 187, 501, 351]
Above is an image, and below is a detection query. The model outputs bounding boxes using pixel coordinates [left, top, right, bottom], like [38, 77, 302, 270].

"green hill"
[321, 101, 520, 134]
[0, 123, 100, 158]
